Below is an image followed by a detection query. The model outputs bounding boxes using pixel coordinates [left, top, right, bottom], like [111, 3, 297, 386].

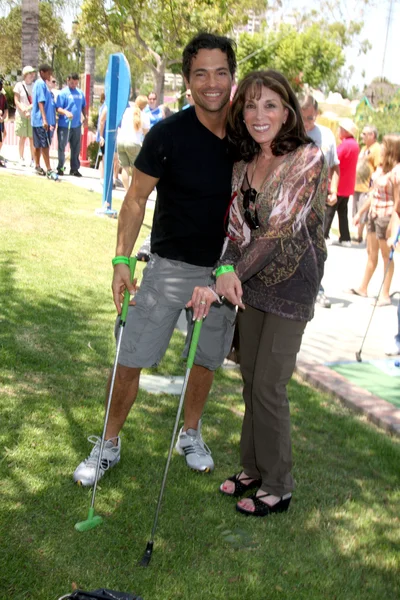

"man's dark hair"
[38, 63, 52, 73]
[68, 73, 80, 80]
[228, 70, 312, 161]
[182, 32, 236, 80]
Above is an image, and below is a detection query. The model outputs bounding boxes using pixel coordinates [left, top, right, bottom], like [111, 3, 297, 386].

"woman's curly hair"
[227, 70, 312, 162]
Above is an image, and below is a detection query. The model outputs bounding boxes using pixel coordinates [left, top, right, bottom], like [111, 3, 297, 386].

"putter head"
[355, 351, 362, 363]
[139, 541, 153, 567]
[74, 509, 103, 532]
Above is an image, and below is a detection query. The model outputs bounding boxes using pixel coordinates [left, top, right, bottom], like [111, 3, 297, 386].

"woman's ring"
[200, 300, 206, 305]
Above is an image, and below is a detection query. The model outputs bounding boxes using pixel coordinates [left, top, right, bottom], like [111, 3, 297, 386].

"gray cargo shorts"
[116, 254, 236, 370]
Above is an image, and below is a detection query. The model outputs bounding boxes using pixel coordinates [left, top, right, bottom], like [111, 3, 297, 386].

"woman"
[188, 70, 327, 517]
[385, 210, 400, 355]
[117, 94, 150, 190]
[13, 66, 35, 166]
[351, 134, 400, 306]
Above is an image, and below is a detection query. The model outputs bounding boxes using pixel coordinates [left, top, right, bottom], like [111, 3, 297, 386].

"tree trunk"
[84, 47, 96, 105]
[21, 0, 39, 69]
[153, 60, 167, 103]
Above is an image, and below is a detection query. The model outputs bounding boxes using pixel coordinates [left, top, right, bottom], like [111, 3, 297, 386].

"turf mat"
[330, 360, 400, 407]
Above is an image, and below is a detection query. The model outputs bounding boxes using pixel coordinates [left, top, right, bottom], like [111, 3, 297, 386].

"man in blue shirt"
[31, 63, 58, 180]
[56, 73, 87, 177]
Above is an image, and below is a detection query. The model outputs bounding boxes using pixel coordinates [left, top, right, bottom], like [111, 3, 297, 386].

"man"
[0, 79, 9, 164]
[182, 89, 195, 110]
[47, 75, 58, 100]
[56, 73, 87, 177]
[299, 94, 340, 309]
[73, 33, 237, 486]
[31, 64, 58, 180]
[352, 125, 381, 243]
[324, 118, 359, 246]
[144, 91, 165, 128]
[13, 65, 35, 167]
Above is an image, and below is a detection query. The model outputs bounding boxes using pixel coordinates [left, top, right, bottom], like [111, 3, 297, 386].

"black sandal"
[219, 472, 262, 497]
[236, 492, 292, 517]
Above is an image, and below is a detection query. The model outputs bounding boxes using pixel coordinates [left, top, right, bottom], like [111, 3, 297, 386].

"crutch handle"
[120, 256, 137, 324]
[187, 320, 202, 369]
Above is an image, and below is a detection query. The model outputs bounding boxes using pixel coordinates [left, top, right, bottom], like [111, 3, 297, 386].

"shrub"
[87, 141, 100, 168]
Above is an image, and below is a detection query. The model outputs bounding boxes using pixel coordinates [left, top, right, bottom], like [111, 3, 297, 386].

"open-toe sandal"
[219, 472, 262, 497]
[236, 492, 292, 517]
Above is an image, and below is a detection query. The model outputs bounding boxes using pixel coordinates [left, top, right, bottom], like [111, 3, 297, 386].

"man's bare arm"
[112, 167, 159, 312]
[327, 164, 340, 206]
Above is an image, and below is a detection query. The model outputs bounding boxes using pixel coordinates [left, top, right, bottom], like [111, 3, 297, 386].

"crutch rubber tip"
[355, 352, 362, 363]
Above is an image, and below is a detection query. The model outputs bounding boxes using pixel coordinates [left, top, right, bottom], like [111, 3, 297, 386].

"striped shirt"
[370, 163, 400, 219]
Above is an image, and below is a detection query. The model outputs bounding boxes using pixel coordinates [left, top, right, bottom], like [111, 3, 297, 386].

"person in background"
[117, 94, 150, 191]
[13, 66, 36, 167]
[98, 100, 126, 189]
[351, 134, 400, 306]
[144, 91, 165, 127]
[31, 64, 58, 180]
[385, 174, 400, 355]
[352, 125, 381, 243]
[56, 73, 87, 177]
[182, 89, 195, 110]
[385, 210, 400, 355]
[96, 93, 107, 183]
[0, 79, 9, 164]
[188, 70, 327, 517]
[324, 118, 359, 246]
[299, 93, 340, 309]
[47, 76, 58, 99]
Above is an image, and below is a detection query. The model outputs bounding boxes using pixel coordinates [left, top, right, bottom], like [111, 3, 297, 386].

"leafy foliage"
[237, 24, 345, 92]
[0, 2, 70, 78]
[78, 0, 267, 98]
[355, 90, 400, 140]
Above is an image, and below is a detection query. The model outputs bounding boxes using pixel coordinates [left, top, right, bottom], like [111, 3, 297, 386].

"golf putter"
[140, 319, 203, 567]
[356, 225, 400, 362]
[75, 256, 137, 532]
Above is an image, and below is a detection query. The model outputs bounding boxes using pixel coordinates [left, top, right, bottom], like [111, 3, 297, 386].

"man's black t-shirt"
[134, 106, 233, 267]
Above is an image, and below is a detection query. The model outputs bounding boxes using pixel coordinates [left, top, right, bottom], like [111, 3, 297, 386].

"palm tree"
[22, 0, 39, 68]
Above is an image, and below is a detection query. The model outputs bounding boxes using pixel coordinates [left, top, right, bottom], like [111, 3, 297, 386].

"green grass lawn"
[1, 172, 400, 600]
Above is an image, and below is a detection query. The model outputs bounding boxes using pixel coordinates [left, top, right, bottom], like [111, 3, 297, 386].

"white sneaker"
[73, 435, 121, 486]
[341, 241, 352, 248]
[175, 420, 214, 472]
[385, 339, 400, 356]
[19, 158, 26, 167]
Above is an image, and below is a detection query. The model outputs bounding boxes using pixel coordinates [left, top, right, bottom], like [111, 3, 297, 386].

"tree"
[355, 89, 400, 140]
[21, 0, 39, 68]
[0, 2, 70, 78]
[237, 24, 345, 92]
[78, 0, 267, 101]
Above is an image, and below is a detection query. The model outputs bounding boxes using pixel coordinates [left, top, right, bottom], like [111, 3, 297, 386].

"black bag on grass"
[59, 589, 143, 600]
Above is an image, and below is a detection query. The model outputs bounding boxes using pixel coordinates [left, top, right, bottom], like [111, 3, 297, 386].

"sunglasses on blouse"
[243, 188, 260, 230]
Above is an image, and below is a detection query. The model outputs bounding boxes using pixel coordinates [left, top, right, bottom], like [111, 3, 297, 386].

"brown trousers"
[238, 305, 306, 496]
